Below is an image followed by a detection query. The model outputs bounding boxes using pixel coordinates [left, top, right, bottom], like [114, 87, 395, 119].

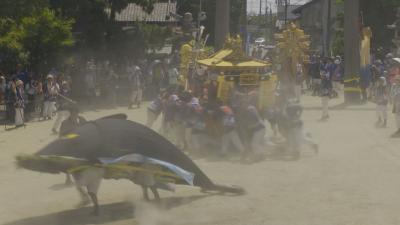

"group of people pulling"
[146, 84, 318, 160]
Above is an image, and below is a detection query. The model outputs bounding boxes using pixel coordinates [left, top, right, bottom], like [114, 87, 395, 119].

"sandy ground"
[1, 95, 400, 225]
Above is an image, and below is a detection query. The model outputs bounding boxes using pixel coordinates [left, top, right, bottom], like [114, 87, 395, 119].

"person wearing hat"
[59, 105, 87, 186]
[43, 74, 59, 120]
[161, 93, 180, 142]
[14, 79, 25, 127]
[173, 91, 192, 150]
[128, 65, 144, 109]
[331, 56, 343, 98]
[52, 81, 72, 134]
[391, 75, 400, 137]
[59, 105, 87, 137]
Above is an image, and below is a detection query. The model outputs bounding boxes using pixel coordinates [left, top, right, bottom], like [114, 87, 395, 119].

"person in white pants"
[128, 65, 144, 109]
[374, 77, 388, 127]
[14, 80, 25, 127]
[320, 71, 332, 120]
[72, 167, 105, 215]
[43, 74, 59, 120]
[52, 81, 71, 133]
[294, 63, 303, 102]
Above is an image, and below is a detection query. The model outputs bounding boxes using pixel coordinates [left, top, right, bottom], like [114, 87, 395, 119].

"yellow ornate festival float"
[179, 40, 212, 88]
[196, 35, 276, 110]
[341, 26, 372, 95]
[275, 23, 310, 95]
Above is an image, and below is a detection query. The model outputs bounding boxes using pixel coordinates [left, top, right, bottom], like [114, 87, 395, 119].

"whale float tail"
[202, 183, 246, 195]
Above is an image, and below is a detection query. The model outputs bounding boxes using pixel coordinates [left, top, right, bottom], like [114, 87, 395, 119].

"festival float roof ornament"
[275, 23, 310, 78]
[197, 35, 270, 70]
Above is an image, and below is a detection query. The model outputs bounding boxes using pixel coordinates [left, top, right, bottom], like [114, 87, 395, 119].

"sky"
[247, 0, 310, 14]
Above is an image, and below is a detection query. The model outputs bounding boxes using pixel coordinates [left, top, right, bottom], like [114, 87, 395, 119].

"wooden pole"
[215, 0, 230, 50]
[344, 0, 361, 103]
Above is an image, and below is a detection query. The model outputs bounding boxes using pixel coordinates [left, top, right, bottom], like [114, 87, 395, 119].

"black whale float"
[37, 114, 244, 194]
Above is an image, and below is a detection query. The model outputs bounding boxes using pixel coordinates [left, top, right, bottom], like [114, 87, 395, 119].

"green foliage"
[361, 0, 400, 51]
[139, 23, 172, 51]
[47, 0, 160, 64]
[0, 0, 74, 73]
[0, 0, 49, 21]
[332, 28, 344, 57]
[0, 19, 27, 72]
[0, 19, 22, 51]
[18, 8, 74, 72]
[332, 12, 344, 56]
[331, 0, 400, 55]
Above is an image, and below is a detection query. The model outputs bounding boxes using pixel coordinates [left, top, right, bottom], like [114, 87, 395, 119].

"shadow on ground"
[2, 195, 208, 225]
[304, 101, 375, 111]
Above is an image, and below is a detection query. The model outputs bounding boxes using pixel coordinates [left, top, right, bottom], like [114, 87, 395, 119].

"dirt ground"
[1, 95, 400, 225]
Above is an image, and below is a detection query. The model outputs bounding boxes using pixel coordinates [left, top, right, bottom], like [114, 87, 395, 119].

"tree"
[331, 0, 399, 57]
[332, 12, 344, 56]
[0, 19, 26, 73]
[361, 0, 400, 52]
[17, 8, 74, 73]
[47, 0, 159, 64]
[0, 0, 49, 21]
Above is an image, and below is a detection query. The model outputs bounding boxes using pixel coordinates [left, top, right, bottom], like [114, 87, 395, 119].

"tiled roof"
[292, 0, 319, 14]
[114, 2, 177, 22]
[277, 5, 301, 20]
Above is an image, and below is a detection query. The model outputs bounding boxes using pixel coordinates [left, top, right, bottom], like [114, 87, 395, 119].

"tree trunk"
[344, 0, 361, 103]
[215, 0, 230, 50]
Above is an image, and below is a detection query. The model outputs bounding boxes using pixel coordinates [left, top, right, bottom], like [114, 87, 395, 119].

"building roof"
[197, 49, 269, 69]
[113, 2, 177, 22]
[277, 5, 301, 21]
[292, 0, 319, 14]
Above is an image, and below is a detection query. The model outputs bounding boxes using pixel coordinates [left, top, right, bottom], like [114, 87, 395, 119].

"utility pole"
[240, 0, 248, 53]
[215, 0, 230, 50]
[260, 0, 262, 16]
[344, 0, 361, 103]
[284, 0, 288, 26]
[326, 0, 332, 57]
